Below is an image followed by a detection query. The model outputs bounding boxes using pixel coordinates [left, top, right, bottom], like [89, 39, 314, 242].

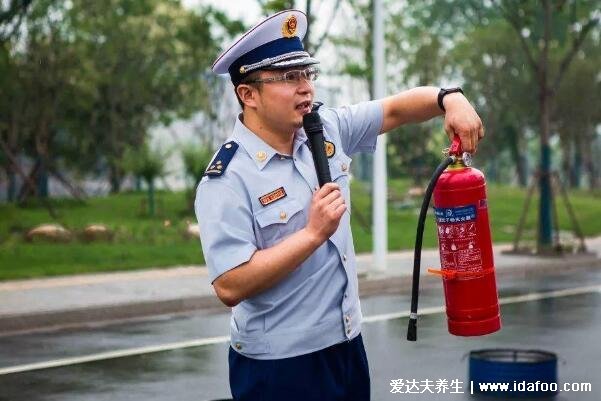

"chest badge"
[324, 141, 335, 158]
[259, 187, 287, 207]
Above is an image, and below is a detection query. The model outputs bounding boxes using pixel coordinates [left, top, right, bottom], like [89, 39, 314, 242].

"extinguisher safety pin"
[427, 268, 457, 279]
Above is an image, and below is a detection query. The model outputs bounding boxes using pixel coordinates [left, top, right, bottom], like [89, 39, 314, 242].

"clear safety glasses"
[245, 67, 319, 85]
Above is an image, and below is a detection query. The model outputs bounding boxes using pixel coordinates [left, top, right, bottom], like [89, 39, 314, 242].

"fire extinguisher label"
[434, 205, 476, 223]
[434, 205, 482, 272]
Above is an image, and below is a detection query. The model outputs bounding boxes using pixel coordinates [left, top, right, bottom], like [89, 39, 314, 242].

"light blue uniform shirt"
[195, 100, 383, 359]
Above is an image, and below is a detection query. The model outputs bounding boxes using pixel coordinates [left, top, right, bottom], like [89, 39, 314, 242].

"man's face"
[252, 67, 316, 133]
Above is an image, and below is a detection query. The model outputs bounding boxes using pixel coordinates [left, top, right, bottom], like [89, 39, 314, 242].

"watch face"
[445, 87, 462, 94]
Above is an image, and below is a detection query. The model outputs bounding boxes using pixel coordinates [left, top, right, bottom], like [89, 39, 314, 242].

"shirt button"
[346, 328, 351, 335]
[343, 254, 347, 262]
[280, 211, 287, 220]
[345, 315, 350, 323]
[341, 163, 348, 172]
[235, 342, 242, 350]
[344, 293, 348, 298]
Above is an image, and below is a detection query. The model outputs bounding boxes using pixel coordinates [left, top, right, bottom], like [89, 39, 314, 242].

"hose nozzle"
[407, 314, 418, 341]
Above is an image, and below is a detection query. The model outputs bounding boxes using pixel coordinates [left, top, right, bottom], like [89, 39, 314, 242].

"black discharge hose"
[407, 155, 456, 341]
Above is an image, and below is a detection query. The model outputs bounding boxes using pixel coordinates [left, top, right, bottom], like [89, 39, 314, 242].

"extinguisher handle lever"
[449, 134, 462, 156]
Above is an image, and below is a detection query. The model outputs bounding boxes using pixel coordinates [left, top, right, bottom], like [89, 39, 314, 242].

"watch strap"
[437, 87, 464, 112]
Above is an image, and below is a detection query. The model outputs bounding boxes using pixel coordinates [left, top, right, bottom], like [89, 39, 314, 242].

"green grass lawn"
[1, 181, 600, 280]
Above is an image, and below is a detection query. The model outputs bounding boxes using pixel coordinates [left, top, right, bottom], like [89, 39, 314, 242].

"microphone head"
[303, 111, 322, 134]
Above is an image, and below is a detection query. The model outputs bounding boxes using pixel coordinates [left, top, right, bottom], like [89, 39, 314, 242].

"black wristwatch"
[437, 87, 464, 112]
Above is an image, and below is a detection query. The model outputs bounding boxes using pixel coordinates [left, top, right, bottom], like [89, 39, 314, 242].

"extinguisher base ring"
[448, 314, 501, 337]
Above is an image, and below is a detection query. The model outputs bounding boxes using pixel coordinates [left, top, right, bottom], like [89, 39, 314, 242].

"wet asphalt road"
[1, 269, 600, 401]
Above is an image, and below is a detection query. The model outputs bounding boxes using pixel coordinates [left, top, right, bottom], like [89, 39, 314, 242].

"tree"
[1, 0, 227, 206]
[0, 0, 33, 42]
[182, 145, 214, 189]
[67, 0, 220, 193]
[493, 0, 599, 249]
[553, 39, 601, 189]
[123, 143, 168, 216]
[402, 0, 600, 250]
[181, 144, 214, 210]
[3, 0, 86, 201]
[449, 21, 537, 186]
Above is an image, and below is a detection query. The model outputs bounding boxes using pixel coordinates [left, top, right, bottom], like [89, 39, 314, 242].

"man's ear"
[236, 84, 259, 109]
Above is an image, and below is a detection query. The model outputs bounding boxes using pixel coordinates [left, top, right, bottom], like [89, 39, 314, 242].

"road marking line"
[1, 284, 600, 376]
[0, 336, 229, 375]
[363, 284, 601, 323]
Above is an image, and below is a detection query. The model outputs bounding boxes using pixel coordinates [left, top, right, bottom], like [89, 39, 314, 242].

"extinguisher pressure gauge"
[462, 152, 473, 166]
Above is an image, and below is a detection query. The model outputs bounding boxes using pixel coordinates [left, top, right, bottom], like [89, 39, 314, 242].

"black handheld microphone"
[303, 108, 331, 186]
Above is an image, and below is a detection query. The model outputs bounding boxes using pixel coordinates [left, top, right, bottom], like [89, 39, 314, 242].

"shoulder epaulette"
[204, 141, 238, 178]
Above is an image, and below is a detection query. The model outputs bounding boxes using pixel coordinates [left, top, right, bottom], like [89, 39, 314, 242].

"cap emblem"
[282, 15, 297, 38]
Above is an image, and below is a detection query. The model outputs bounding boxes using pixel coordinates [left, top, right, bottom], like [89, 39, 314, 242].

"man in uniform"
[195, 9, 483, 401]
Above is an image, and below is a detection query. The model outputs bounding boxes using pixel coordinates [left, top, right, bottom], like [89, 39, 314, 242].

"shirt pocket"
[254, 197, 305, 248]
[329, 153, 352, 212]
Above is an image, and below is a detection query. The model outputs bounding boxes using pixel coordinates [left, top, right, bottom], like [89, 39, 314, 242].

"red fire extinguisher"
[407, 135, 501, 341]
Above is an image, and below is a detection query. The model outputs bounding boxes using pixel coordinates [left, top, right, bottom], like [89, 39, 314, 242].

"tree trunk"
[109, 163, 122, 193]
[581, 135, 598, 190]
[2, 144, 18, 202]
[34, 115, 51, 199]
[537, 0, 554, 250]
[570, 136, 582, 188]
[147, 180, 155, 216]
[304, 0, 312, 52]
[6, 112, 19, 202]
[37, 157, 49, 198]
[560, 136, 573, 187]
[506, 125, 528, 187]
[538, 92, 554, 249]
[7, 167, 17, 202]
[17, 161, 40, 201]
[49, 166, 86, 201]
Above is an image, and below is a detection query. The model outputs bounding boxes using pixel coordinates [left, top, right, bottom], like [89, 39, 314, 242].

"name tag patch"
[259, 187, 287, 207]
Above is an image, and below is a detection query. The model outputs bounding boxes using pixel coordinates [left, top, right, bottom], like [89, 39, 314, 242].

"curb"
[1, 255, 600, 336]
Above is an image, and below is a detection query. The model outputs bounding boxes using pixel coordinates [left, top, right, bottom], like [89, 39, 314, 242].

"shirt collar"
[233, 114, 308, 170]
[294, 127, 309, 154]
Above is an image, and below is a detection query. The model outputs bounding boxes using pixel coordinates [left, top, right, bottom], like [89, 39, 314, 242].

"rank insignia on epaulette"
[324, 141, 335, 158]
[204, 141, 238, 178]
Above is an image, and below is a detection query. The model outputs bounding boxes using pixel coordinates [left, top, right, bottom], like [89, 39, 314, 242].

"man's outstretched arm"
[380, 86, 484, 153]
